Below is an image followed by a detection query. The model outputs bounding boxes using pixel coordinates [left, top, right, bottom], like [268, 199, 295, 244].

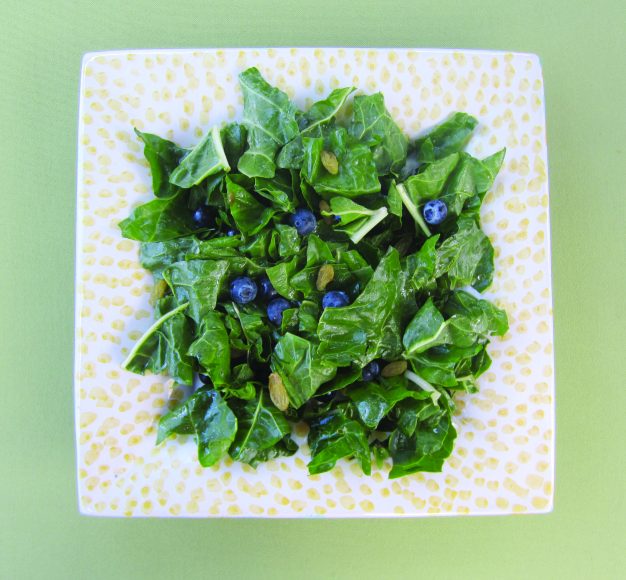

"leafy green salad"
[118, 66, 508, 478]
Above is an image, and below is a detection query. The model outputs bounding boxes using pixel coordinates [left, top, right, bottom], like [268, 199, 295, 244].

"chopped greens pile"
[118, 67, 508, 478]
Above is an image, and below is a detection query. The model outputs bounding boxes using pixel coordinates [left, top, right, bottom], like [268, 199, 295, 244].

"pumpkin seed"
[149, 279, 169, 306]
[321, 150, 339, 175]
[269, 372, 289, 411]
[316, 264, 335, 291]
[381, 360, 408, 378]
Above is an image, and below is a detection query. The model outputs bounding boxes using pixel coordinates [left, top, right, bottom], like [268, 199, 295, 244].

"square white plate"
[75, 47, 554, 517]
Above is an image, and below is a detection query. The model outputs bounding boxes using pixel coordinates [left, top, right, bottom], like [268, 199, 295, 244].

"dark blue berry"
[361, 360, 381, 382]
[199, 373, 212, 385]
[333, 214, 341, 223]
[267, 298, 291, 326]
[422, 199, 448, 225]
[192, 205, 213, 229]
[226, 229, 238, 237]
[322, 290, 350, 309]
[259, 275, 278, 300]
[289, 208, 317, 235]
[230, 276, 257, 304]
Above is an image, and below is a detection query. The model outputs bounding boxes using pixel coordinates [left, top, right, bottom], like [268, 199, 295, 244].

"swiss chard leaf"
[163, 260, 229, 324]
[403, 297, 450, 356]
[229, 390, 296, 466]
[271, 333, 337, 408]
[435, 216, 495, 291]
[119, 192, 196, 242]
[389, 415, 457, 478]
[157, 388, 237, 467]
[302, 127, 380, 197]
[221, 122, 248, 168]
[307, 410, 372, 475]
[403, 153, 459, 206]
[318, 248, 405, 366]
[188, 311, 231, 385]
[404, 234, 439, 292]
[226, 176, 277, 235]
[139, 237, 200, 278]
[169, 126, 230, 188]
[348, 93, 408, 174]
[415, 112, 478, 162]
[277, 87, 355, 169]
[347, 377, 431, 429]
[265, 256, 300, 300]
[322, 196, 389, 244]
[254, 172, 296, 212]
[443, 290, 509, 337]
[134, 129, 186, 199]
[122, 300, 194, 385]
[237, 67, 300, 178]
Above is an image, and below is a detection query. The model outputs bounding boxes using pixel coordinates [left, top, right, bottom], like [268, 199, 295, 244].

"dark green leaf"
[265, 256, 300, 300]
[254, 172, 296, 212]
[271, 333, 337, 408]
[237, 67, 300, 178]
[229, 390, 295, 466]
[435, 216, 495, 291]
[134, 129, 186, 199]
[403, 297, 449, 356]
[119, 192, 195, 242]
[348, 93, 408, 174]
[122, 300, 194, 385]
[221, 122, 248, 168]
[277, 87, 355, 169]
[389, 415, 457, 478]
[307, 410, 371, 475]
[318, 248, 405, 366]
[226, 176, 277, 235]
[157, 388, 237, 467]
[443, 290, 509, 337]
[163, 260, 229, 324]
[403, 153, 459, 205]
[415, 112, 478, 162]
[188, 311, 231, 385]
[170, 126, 230, 188]
[139, 237, 200, 278]
[347, 377, 430, 429]
[302, 127, 380, 197]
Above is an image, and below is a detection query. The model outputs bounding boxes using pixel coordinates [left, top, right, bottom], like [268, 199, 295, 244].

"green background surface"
[1, 0, 624, 578]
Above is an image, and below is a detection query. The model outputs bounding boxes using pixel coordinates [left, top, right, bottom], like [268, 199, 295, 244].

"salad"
[118, 67, 508, 478]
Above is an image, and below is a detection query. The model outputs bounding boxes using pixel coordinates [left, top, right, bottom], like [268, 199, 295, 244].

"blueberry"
[333, 215, 341, 223]
[267, 298, 291, 326]
[199, 373, 211, 385]
[192, 205, 213, 229]
[229, 276, 257, 304]
[226, 229, 238, 237]
[259, 275, 278, 300]
[361, 360, 381, 382]
[322, 290, 350, 309]
[289, 208, 317, 236]
[422, 199, 448, 225]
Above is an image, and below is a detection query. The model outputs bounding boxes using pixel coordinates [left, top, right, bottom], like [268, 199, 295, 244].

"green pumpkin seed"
[381, 360, 408, 378]
[321, 150, 339, 175]
[316, 264, 335, 291]
[269, 372, 289, 411]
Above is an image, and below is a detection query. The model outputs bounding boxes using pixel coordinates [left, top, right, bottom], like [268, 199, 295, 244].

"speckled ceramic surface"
[74, 48, 554, 517]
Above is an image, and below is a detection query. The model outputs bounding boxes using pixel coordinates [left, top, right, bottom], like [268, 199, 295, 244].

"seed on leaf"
[316, 264, 335, 291]
[381, 360, 408, 378]
[321, 150, 339, 175]
[149, 279, 169, 306]
[319, 200, 334, 225]
[269, 372, 289, 411]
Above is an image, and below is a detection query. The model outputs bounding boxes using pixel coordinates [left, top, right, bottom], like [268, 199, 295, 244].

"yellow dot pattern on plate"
[75, 48, 554, 517]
